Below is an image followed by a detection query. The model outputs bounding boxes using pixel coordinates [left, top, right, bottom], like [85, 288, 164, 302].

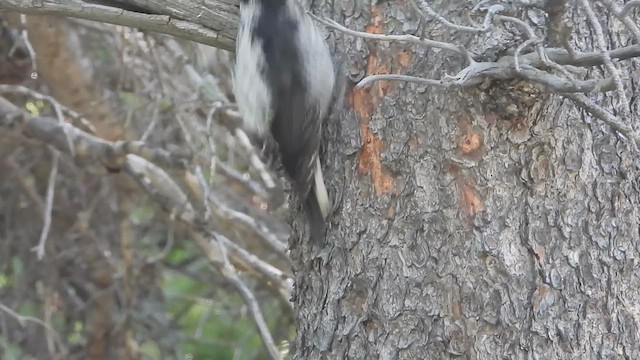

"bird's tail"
[306, 156, 330, 243]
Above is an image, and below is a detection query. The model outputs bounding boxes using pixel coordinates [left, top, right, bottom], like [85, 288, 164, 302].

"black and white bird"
[233, 0, 337, 241]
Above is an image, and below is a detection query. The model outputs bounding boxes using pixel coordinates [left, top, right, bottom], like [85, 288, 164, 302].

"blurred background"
[0, 13, 294, 360]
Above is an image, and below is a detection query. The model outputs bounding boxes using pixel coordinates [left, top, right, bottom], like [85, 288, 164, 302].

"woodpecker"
[233, 0, 336, 241]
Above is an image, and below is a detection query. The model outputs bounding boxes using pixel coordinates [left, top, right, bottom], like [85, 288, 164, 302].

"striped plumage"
[233, 0, 335, 241]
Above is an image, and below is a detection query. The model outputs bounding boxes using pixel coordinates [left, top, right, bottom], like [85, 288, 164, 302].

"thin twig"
[553, 53, 635, 145]
[620, 0, 640, 17]
[309, 13, 470, 61]
[19, 14, 37, 75]
[579, 0, 631, 122]
[315, 11, 633, 95]
[520, 44, 640, 67]
[210, 233, 283, 360]
[514, 39, 537, 73]
[357, 74, 444, 88]
[210, 190, 288, 255]
[495, 15, 549, 65]
[562, 92, 639, 150]
[146, 230, 175, 263]
[0, 302, 67, 354]
[205, 103, 220, 190]
[0, 85, 78, 156]
[32, 148, 59, 260]
[215, 232, 293, 309]
[600, 0, 640, 46]
[412, 0, 504, 33]
[43, 291, 56, 356]
[0, 98, 289, 260]
[234, 128, 277, 190]
[357, 61, 615, 93]
[195, 165, 214, 221]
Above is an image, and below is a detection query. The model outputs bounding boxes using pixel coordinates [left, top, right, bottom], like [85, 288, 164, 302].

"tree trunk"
[292, 1, 640, 358]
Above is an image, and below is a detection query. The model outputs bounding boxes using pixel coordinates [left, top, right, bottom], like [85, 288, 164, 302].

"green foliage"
[119, 91, 143, 109]
[91, 45, 112, 61]
[10, 258, 23, 278]
[131, 204, 156, 224]
[139, 340, 162, 360]
[160, 249, 283, 359]
[68, 321, 85, 346]
[158, 98, 173, 112]
[17, 301, 38, 318]
[24, 100, 45, 117]
[165, 246, 190, 264]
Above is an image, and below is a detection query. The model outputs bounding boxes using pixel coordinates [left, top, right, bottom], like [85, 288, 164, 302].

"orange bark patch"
[459, 183, 484, 217]
[396, 50, 412, 68]
[365, 6, 385, 35]
[354, 6, 413, 196]
[446, 162, 460, 177]
[460, 132, 482, 154]
[406, 136, 419, 151]
[532, 284, 551, 313]
[384, 203, 396, 218]
[457, 116, 484, 159]
[357, 127, 393, 195]
[451, 298, 462, 319]
[534, 245, 546, 262]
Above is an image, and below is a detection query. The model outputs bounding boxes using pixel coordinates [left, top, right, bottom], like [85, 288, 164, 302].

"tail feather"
[306, 155, 330, 243]
[313, 156, 330, 219]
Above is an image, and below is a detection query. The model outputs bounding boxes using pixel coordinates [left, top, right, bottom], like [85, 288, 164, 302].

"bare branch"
[517, 65, 615, 92]
[0, 0, 236, 51]
[189, 160, 288, 256]
[109, 160, 287, 359]
[0, 96, 206, 171]
[562, 92, 639, 149]
[578, 0, 631, 122]
[123, 153, 291, 287]
[187, 230, 283, 360]
[219, 258, 283, 360]
[217, 161, 274, 202]
[411, 0, 504, 33]
[125, 154, 199, 223]
[234, 128, 279, 192]
[310, 13, 470, 60]
[358, 59, 615, 93]
[32, 148, 59, 260]
[620, 0, 640, 18]
[0, 302, 67, 355]
[18, 14, 37, 74]
[0, 84, 77, 156]
[216, 232, 293, 300]
[600, 0, 640, 47]
[357, 74, 444, 88]
[146, 230, 175, 264]
[496, 14, 537, 39]
[495, 15, 548, 66]
[521, 44, 640, 67]
[514, 39, 537, 73]
[0, 95, 290, 263]
[208, 189, 288, 255]
[322, 12, 635, 95]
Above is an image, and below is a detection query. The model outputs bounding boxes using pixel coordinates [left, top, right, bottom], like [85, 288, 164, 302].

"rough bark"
[2, 0, 640, 358]
[292, 0, 640, 359]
